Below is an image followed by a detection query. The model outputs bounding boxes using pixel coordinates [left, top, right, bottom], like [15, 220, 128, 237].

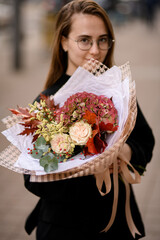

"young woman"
[24, 1, 155, 239]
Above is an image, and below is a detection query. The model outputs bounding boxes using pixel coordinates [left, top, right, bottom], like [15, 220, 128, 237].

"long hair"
[44, 0, 115, 90]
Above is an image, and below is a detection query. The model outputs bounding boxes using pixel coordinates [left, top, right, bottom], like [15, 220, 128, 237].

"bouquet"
[0, 60, 141, 238]
[8, 92, 118, 173]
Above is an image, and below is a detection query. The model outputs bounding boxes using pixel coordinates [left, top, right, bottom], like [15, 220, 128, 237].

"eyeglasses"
[68, 36, 115, 51]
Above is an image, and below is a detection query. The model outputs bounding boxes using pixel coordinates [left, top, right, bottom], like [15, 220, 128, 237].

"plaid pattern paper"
[0, 143, 30, 174]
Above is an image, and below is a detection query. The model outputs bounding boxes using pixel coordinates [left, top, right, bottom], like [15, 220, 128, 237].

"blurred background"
[0, 0, 160, 239]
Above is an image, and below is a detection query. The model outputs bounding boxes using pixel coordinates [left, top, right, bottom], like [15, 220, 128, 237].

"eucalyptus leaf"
[47, 152, 54, 159]
[40, 155, 51, 167]
[40, 154, 58, 172]
[36, 136, 46, 146]
[31, 149, 43, 159]
[35, 136, 49, 152]
[44, 159, 58, 173]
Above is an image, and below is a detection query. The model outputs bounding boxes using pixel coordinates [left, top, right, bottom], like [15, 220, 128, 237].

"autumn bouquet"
[1, 61, 130, 176]
[9, 91, 118, 173]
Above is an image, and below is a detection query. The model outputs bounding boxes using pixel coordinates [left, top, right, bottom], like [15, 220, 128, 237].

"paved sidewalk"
[0, 3, 160, 240]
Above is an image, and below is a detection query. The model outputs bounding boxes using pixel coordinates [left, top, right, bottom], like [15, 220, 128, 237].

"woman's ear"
[61, 36, 68, 52]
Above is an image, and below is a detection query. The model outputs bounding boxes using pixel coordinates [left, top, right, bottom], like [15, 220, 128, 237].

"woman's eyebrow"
[99, 34, 109, 37]
[77, 34, 109, 38]
[77, 34, 92, 38]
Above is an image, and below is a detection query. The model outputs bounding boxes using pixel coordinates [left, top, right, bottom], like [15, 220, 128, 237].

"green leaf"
[35, 136, 49, 152]
[44, 159, 58, 173]
[47, 152, 54, 159]
[48, 151, 66, 163]
[31, 149, 43, 159]
[36, 136, 46, 145]
[40, 155, 51, 167]
[40, 154, 58, 172]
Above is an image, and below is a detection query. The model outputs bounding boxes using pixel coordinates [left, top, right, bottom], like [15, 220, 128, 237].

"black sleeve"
[23, 174, 96, 200]
[33, 87, 57, 103]
[126, 102, 155, 174]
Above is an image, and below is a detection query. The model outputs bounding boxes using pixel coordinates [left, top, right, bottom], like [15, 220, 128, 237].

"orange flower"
[83, 110, 97, 125]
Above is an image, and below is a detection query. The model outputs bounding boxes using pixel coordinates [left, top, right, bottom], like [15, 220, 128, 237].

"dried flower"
[56, 92, 118, 130]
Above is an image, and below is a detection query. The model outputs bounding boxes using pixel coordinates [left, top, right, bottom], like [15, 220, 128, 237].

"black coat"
[24, 74, 155, 240]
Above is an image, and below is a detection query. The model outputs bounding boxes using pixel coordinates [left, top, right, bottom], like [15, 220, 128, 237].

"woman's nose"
[89, 41, 100, 55]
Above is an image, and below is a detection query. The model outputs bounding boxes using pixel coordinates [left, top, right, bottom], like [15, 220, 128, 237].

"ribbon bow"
[94, 153, 141, 238]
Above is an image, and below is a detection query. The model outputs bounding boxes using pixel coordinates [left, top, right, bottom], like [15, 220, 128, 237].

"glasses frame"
[68, 36, 115, 51]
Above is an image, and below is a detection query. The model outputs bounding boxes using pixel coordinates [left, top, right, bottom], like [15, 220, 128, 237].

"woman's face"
[61, 13, 109, 75]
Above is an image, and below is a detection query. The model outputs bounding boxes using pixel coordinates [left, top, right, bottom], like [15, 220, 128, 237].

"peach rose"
[69, 120, 92, 145]
[50, 133, 74, 154]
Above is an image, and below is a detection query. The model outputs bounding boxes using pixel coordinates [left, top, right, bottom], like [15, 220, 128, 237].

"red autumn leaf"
[9, 107, 38, 129]
[19, 128, 39, 143]
[99, 122, 118, 132]
[9, 109, 21, 115]
[17, 106, 31, 116]
[32, 134, 39, 143]
[9, 106, 31, 118]
[40, 94, 58, 110]
[83, 126, 99, 155]
[10, 105, 41, 138]
[19, 118, 40, 138]
[94, 134, 107, 153]
[83, 132, 107, 156]
[83, 137, 98, 155]
[21, 119, 40, 129]
[83, 110, 97, 125]
[19, 128, 36, 136]
[92, 127, 99, 137]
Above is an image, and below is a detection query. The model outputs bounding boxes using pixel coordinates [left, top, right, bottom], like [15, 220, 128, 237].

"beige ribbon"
[95, 168, 111, 196]
[95, 153, 141, 238]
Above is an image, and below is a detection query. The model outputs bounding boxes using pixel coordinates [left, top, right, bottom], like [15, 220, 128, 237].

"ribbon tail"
[121, 173, 141, 238]
[95, 168, 111, 196]
[119, 152, 141, 184]
[101, 160, 119, 232]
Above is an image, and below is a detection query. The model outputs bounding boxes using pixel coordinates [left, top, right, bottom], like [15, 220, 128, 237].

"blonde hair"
[44, 0, 115, 90]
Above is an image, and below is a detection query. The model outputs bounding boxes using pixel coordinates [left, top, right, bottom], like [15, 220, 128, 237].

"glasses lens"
[99, 37, 113, 50]
[77, 38, 91, 50]
[108, 37, 114, 49]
